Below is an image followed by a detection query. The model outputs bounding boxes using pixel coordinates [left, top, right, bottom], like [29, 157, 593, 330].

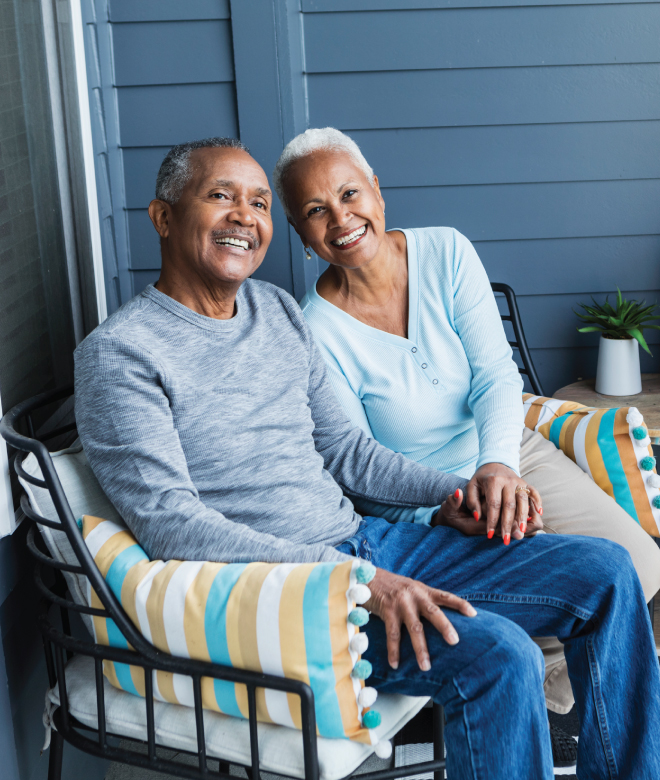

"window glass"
[0, 0, 76, 412]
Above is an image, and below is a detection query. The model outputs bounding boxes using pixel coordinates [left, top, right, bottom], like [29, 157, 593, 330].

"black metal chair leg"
[47, 730, 64, 780]
[432, 703, 445, 780]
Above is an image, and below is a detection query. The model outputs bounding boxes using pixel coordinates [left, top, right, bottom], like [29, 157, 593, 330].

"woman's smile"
[331, 224, 368, 249]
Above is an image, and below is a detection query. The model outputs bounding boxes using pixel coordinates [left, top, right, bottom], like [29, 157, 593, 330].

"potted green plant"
[575, 289, 660, 396]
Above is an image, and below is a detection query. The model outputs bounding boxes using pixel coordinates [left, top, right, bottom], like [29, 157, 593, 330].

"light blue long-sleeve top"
[300, 227, 525, 525]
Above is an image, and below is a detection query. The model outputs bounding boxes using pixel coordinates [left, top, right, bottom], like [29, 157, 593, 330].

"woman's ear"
[372, 174, 385, 213]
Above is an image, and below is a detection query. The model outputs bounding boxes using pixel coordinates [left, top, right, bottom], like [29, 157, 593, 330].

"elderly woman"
[273, 127, 660, 746]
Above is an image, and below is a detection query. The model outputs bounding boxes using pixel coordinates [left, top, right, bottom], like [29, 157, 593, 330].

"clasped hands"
[432, 462, 543, 544]
[364, 464, 543, 672]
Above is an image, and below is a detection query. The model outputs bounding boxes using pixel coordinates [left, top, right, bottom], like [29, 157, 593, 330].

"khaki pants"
[520, 427, 660, 713]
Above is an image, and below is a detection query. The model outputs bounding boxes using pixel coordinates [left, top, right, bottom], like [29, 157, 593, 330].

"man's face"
[152, 147, 273, 286]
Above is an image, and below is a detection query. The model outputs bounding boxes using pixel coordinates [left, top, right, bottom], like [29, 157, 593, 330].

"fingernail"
[487, 529, 494, 539]
[473, 511, 479, 522]
[447, 632, 459, 646]
[421, 658, 431, 671]
[520, 523, 525, 532]
[527, 516, 532, 521]
[539, 508, 543, 516]
[454, 489, 460, 500]
[503, 534, 511, 546]
[390, 660, 399, 670]
[467, 606, 477, 617]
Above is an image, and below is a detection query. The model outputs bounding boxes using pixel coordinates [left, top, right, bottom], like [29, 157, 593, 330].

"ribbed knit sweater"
[300, 227, 524, 524]
[74, 281, 468, 564]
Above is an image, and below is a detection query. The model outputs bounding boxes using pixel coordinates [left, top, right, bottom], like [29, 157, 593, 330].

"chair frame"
[0, 387, 447, 780]
[491, 283, 544, 397]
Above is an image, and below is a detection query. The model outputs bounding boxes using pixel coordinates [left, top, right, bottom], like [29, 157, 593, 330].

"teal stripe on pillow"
[106, 544, 149, 596]
[205, 563, 247, 718]
[549, 416, 564, 449]
[112, 660, 140, 696]
[598, 409, 638, 521]
[303, 564, 346, 739]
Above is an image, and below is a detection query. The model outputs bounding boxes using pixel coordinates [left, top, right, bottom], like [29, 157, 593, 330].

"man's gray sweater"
[74, 282, 467, 564]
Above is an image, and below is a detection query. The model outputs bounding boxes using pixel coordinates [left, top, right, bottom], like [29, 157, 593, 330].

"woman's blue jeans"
[336, 517, 660, 780]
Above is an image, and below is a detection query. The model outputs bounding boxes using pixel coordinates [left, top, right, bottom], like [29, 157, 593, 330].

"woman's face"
[284, 149, 386, 270]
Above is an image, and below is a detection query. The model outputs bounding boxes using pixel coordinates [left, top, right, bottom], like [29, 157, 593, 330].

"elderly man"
[75, 137, 660, 780]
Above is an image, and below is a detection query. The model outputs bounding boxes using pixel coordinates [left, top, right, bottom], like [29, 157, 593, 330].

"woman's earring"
[304, 247, 312, 260]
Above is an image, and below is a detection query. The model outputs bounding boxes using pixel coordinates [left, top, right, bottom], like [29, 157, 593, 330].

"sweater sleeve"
[306, 334, 469, 508]
[451, 231, 525, 474]
[74, 334, 352, 564]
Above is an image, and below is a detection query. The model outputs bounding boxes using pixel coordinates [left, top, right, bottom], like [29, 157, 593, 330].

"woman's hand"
[465, 463, 543, 544]
[365, 567, 477, 671]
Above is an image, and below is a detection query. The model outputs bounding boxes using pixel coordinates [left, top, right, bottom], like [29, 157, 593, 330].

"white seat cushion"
[50, 655, 429, 780]
[20, 443, 121, 633]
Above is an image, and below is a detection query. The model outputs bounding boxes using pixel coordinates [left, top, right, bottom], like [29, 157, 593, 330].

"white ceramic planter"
[595, 335, 642, 396]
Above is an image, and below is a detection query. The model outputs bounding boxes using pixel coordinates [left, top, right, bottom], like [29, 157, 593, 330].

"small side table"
[553, 373, 660, 445]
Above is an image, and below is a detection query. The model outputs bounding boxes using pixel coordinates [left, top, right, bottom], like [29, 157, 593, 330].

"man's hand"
[432, 488, 489, 536]
[364, 567, 477, 671]
[465, 463, 543, 544]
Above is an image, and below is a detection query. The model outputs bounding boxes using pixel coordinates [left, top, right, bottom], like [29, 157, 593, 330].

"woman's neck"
[316, 230, 409, 337]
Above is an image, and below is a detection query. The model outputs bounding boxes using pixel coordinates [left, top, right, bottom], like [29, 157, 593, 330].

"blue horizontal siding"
[382, 179, 660, 241]
[350, 122, 660, 188]
[499, 291, 660, 350]
[104, 5, 239, 302]
[110, 0, 230, 22]
[308, 64, 660, 129]
[303, 0, 657, 9]
[131, 269, 160, 291]
[113, 21, 234, 85]
[123, 147, 170, 207]
[305, 5, 660, 72]
[126, 210, 160, 269]
[475, 235, 660, 296]
[117, 82, 237, 147]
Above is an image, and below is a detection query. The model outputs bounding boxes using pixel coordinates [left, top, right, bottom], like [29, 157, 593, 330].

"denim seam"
[459, 592, 593, 621]
[450, 675, 483, 780]
[587, 633, 618, 778]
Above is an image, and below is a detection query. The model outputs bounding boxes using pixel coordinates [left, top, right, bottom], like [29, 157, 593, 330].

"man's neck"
[155, 267, 240, 320]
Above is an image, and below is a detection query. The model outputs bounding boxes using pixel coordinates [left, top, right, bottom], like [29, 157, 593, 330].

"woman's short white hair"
[273, 127, 374, 220]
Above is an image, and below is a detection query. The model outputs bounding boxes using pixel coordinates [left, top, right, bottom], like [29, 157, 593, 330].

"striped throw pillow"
[80, 515, 386, 747]
[523, 394, 660, 537]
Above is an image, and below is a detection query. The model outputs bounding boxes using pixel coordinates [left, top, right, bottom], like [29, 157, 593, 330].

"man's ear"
[148, 199, 172, 239]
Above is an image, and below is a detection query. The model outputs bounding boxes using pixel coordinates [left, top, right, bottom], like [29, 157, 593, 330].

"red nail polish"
[539, 508, 543, 516]
[487, 529, 494, 539]
[503, 534, 511, 546]
[454, 489, 460, 500]
[473, 511, 479, 522]
[527, 516, 532, 521]
[520, 523, 525, 532]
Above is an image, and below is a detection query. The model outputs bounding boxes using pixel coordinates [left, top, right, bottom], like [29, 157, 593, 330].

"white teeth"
[332, 225, 366, 246]
[215, 237, 250, 250]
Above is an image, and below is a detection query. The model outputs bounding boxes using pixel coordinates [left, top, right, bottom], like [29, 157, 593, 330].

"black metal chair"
[0, 387, 447, 780]
[491, 283, 544, 397]
[490, 284, 658, 630]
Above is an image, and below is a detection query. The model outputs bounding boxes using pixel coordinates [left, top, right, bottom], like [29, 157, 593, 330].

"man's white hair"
[273, 127, 375, 220]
